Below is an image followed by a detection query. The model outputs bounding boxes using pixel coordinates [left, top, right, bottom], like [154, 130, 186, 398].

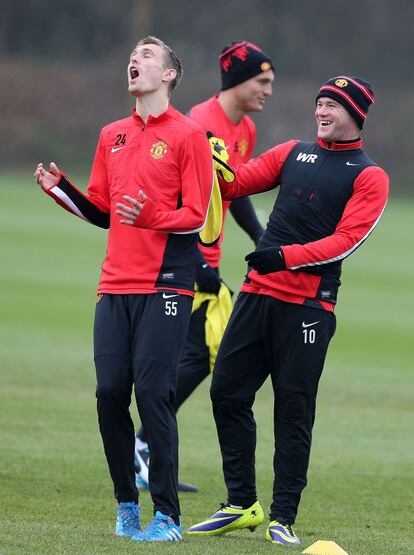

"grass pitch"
[0, 174, 413, 554]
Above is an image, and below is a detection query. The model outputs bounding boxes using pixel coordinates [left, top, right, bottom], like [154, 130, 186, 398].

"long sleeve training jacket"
[220, 137, 389, 311]
[44, 106, 214, 295]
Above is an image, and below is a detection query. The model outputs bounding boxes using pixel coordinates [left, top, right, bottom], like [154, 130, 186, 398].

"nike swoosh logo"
[111, 146, 125, 153]
[162, 293, 179, 299]
[202, 263, 209, 268]
[302, 321, 320, 328]
[346, 161, 360, 166]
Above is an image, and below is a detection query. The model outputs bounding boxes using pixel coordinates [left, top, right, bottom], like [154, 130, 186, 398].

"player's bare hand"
[34, 162, 61, 192]
[116, 190, 147, 225]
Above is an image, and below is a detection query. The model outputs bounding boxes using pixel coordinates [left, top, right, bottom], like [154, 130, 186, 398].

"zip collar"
[132, 105, 173, 126]
[317, 137, 363, 151]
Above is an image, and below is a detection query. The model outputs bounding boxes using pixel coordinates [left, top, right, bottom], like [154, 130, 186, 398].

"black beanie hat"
[219, 41, 274, 91]
[315, 76, 375, 129]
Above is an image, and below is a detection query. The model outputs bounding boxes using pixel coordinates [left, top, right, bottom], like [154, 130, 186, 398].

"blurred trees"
[0, 0, 411, 192]
[0, 0, 135, 62]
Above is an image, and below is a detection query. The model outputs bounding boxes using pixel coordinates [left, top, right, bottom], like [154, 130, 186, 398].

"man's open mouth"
[130, 67, 139, 79]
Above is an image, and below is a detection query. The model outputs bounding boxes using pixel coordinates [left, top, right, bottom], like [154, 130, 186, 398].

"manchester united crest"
[335, 78, 348, 88]
[236, 139, 249, 157]
[150, 140, 168, 159]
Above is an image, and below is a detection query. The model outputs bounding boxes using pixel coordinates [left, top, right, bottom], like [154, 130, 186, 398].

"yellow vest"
[199, 170, 223, 246]
[192, 282, 233, 372]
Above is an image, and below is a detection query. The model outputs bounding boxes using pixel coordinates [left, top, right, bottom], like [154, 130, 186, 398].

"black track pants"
[210, 293, 336, 524]
[94, 292, 192, 519]
[137, 302, 210, 442]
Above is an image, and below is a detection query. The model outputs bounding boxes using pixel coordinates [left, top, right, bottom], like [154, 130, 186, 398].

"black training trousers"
[94, 292, 192, 519]
[210, 292, 336, 524]
[137, 301, 210, 443]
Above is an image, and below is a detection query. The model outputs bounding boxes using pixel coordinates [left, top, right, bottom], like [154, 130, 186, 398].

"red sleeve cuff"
[134, 197, 157, 228]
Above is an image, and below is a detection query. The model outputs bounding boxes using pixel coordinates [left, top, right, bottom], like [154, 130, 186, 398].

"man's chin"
[249, 102, 264, 113]
[317, 129, 334, 142]
[128, 86, 141, 97]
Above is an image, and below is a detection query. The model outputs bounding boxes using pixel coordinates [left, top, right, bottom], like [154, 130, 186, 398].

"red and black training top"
[44, 106, 214, 296]
[220, 137, 389, 311]
[188, 96, 257, 266]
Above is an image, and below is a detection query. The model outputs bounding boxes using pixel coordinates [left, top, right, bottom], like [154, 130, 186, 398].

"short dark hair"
[135, 36, 183, 94]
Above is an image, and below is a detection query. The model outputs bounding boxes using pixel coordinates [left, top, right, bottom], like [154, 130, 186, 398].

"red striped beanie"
[315, 76, 374, 129]
[219, 41, 274, 91]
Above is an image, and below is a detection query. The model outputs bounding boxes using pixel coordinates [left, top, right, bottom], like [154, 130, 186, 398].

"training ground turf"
[0, 174, 413, 554]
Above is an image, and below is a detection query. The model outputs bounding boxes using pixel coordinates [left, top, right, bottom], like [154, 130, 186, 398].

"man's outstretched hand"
[34, 162, 61, 192]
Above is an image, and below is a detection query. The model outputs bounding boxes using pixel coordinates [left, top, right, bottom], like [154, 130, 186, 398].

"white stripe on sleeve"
[50, 186, 91, 223]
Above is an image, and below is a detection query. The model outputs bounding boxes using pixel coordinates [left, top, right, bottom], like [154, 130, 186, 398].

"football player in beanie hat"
[189, 75, 388, 545]
[315, 75, 374, 129]
[134, 41, 274, 492]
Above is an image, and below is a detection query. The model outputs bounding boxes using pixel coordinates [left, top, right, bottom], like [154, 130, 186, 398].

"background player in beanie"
[219, 40, 274, 90]
[188, 75, 388, 545]
[34, 36, 213, 542]
[135, 40, 274, 491]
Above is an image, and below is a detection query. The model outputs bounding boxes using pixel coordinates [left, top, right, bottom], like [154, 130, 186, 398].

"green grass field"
[0, 173, 413, 554]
